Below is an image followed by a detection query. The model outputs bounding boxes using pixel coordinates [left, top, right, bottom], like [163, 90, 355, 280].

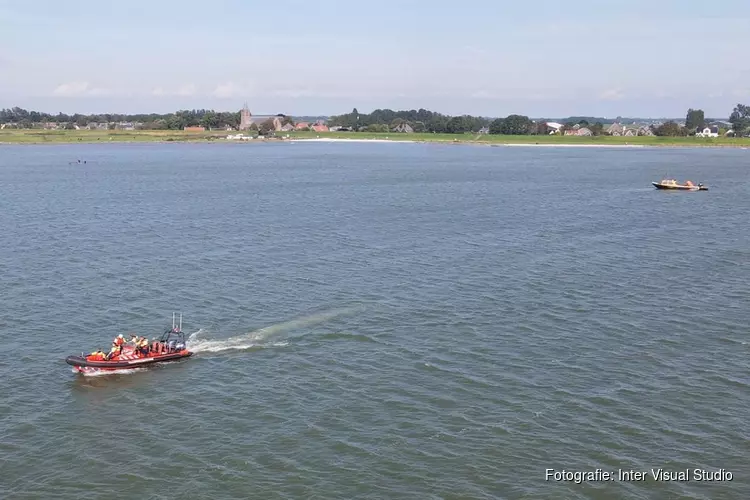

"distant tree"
[427, 115, 449, 133]
[533, 121, 550, 135]
[200, 111, 219, 129]
[446, 115, 471, 133]
[590, 122, 604, 136]
[352, 108, 360, 130]
[275, 114, 294, 126]
[488, 118, 504, 134]
[259, 119, 276, 135]
[499, 114, 533, 135]
[654, 121, 685, 137]
[365, 123, 389, 133]
[729, 103, 750, 135]
[685, 108, 705, 131]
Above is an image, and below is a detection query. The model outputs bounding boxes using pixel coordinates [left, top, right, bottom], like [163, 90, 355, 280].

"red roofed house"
[311, 120, 328, 132]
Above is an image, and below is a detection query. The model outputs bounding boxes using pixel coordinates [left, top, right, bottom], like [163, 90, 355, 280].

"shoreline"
[1, 130, 748, 149]
[292, 138, 649, 148]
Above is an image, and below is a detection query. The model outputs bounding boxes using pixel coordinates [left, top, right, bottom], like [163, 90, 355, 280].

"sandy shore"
[290, 137, 648, 148]
[291, 138, 417, 144]
[497, 143, 647, 148]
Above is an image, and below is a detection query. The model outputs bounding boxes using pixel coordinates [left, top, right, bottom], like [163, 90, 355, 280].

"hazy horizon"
[2, 0, 748, 118]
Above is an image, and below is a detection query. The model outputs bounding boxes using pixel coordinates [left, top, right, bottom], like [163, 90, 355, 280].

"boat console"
[158, 329, 188, 352]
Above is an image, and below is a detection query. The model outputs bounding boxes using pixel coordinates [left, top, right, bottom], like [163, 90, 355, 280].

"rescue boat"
[66, 313, 193, 374]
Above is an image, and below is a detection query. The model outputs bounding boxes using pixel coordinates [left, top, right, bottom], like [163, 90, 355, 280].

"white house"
[545, 122, 564, 134]
[695, 126, 719, 138]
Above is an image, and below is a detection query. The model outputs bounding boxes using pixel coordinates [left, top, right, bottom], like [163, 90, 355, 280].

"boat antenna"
[179, 313, 182, 332]
[172, 312, 175, 330]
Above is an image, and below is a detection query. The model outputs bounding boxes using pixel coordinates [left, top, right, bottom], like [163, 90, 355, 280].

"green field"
[0, 129, 229, 144]
[2, 128, 749, 147]
[284, 131, 750, 147]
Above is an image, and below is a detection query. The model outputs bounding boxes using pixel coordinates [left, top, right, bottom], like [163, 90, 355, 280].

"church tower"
[239, 102, 252, 130]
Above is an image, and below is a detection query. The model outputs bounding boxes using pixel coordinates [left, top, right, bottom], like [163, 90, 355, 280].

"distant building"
[239, 103, 252, 130]
[695, 126, 719, 138]
[183, 126, 205, 132]
[607, 123, 625, 136]
[564, 127, 592, 136]
[637, 126, 654, 136]
[392, 123, 414, 133]
[294, 122, 310, 130]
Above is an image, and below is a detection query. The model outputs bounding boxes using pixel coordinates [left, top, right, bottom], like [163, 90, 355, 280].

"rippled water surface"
[1, 142, 749, 499]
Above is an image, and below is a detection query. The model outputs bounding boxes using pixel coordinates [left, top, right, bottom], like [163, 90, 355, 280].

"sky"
[2, 0, 749, 118]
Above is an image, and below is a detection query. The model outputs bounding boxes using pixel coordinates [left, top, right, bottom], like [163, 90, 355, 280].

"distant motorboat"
[652, 179, 708, 191]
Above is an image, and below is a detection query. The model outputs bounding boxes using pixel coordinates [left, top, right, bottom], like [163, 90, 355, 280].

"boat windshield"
[158, 330, 188, 349]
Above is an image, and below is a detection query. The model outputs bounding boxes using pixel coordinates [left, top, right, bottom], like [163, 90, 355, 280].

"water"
[1, 142, 749, 499]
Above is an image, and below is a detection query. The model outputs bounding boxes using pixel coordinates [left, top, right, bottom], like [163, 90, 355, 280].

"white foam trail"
[188, 328, 206, 341]
[187, 307, 360, 354]
[74, 367, 147, 377]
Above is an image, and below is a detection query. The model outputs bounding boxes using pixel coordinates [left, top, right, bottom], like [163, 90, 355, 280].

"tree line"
[0, 107, 242, 130]
[329, 104, 750, 137]
[649, 105, 749, 137]
[2, 103, 749, 136]
[328, 108, 611, 135]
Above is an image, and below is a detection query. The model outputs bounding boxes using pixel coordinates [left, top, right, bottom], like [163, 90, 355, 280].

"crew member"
[138, 336, 150, 356]
[105, 344, 121, 360]
[89, 349, 106, 361]
[113, 334, 126, 348]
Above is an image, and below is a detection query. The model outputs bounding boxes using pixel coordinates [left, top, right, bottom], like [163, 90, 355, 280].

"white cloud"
[52, 81, 113, 96]
[151, 84, 197, 97]
[599, 88, 625, 101]
[176, 84, 197, 96]
[212, 82, 245, 98]
[88, 87, 111, 96]
[470, 90, 495, 99]
[53, 82, 91, 96]
[271, 88, 315, 98]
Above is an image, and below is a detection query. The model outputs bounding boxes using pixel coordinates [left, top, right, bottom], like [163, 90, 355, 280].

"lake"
[0, 141, 748, 499]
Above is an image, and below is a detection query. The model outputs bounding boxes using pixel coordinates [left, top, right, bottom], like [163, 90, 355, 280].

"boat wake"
[73, 367, 148, 377]
[186, 306, 362, 354]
